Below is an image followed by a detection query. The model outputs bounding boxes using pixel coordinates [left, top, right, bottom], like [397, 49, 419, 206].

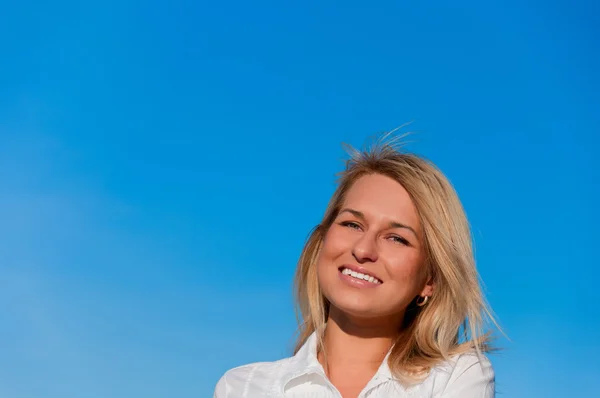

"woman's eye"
[389, 235, 409, 246]
[340, 221, 361, 230]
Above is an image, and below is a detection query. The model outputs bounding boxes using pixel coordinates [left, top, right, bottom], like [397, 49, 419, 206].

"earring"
[416, 295, 429, 307]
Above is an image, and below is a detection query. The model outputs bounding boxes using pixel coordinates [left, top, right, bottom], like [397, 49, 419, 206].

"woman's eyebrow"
[339, 208, 365, 220]
[339, 207, 418, 238]
[388, 221, 418, 238]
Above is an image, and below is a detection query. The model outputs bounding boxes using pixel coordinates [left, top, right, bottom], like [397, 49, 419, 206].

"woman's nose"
[352, 234, 378, 263]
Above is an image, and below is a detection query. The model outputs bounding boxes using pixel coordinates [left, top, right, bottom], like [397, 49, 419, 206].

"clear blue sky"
[1, 1, 598, 397]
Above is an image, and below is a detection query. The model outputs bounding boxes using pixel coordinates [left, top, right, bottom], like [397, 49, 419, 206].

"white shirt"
[214, 332, 495, 397]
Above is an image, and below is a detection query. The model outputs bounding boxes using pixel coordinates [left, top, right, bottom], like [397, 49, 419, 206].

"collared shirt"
[213, 332, 495, 397]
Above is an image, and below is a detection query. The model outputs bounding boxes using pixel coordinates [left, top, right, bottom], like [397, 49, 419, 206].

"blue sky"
[0, 1, 598, 397]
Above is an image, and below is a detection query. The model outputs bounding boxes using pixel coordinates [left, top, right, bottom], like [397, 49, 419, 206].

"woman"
[214, 134, 498, 397]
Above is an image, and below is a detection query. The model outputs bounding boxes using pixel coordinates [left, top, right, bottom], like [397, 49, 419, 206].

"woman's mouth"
[338, 266, 383, 286]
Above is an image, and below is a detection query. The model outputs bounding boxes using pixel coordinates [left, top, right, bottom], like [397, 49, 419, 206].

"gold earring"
[416, 295, 429, 307]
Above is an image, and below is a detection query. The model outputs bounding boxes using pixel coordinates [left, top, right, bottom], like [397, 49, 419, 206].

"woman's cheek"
[386, 253, 423, 281]
[322, 229, 347, 258]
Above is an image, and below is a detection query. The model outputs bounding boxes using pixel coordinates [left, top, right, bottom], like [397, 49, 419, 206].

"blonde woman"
[214, 134, 497, 397]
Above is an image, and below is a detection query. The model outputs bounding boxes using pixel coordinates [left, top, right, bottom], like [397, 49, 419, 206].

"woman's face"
[317, 173, 433, 321]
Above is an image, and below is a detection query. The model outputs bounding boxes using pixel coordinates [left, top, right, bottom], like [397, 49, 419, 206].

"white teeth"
[341, 268, 380, 284]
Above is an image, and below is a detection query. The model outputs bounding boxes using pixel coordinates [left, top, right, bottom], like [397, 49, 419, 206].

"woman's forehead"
[341, 174, 420, 227]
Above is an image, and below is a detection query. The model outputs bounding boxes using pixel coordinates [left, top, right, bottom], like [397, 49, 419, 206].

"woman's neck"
[318, 306, 402, 375]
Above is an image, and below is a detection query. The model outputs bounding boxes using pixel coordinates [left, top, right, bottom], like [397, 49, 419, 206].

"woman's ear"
[420, 275, 434, 297]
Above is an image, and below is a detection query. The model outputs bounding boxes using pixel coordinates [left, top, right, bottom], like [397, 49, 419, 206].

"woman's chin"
[329, 297, 381, 319]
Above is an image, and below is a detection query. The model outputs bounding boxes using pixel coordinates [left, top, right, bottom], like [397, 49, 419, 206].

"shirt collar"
[280, 331, 395, 392]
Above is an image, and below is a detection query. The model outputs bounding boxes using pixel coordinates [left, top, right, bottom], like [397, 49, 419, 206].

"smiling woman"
[214, 133, 498, 398]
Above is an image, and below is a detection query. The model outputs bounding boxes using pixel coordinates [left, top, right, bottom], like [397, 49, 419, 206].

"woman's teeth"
[341, 268, 381, 284]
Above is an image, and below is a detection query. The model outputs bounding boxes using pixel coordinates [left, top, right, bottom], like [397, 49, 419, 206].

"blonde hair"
[293, 132, 497, 383]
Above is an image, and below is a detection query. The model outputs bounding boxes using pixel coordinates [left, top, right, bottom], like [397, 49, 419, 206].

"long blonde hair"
[293, 133, 497, 383]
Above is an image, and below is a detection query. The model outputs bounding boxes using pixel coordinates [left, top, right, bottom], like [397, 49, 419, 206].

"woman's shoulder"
[434, 350, 493, 371]
[428, 350, 495, 396]
[213, 356, 296, 397]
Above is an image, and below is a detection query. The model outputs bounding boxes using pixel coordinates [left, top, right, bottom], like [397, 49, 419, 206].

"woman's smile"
[338, 264, 383, 288]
